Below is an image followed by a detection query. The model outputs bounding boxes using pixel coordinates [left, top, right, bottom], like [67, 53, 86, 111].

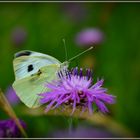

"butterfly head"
[61, 61, 69, 69]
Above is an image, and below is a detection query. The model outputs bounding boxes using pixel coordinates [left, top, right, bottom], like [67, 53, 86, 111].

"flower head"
[40, 68, 116, 114]
[0, 119, 26, 138]
[75, 28, 104, 47]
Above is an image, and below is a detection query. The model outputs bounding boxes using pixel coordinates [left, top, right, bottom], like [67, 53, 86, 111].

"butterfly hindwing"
[13, 64, 60, 108]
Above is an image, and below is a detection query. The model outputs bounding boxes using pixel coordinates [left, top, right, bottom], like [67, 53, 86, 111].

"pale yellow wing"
[13, 64, 60, 108]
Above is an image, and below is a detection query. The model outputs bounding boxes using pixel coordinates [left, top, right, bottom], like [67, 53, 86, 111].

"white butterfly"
[12, 50, 68, 108]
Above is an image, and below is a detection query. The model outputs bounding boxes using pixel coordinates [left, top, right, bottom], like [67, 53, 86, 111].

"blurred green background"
[0, 2, 140, 138]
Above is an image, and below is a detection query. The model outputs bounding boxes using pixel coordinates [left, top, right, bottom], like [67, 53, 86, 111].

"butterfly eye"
[28, 64, 34, 72]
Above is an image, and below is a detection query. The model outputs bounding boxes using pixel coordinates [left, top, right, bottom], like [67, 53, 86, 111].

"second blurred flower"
[75, 28, 105, 47]
[11, 27, 27, 47]
[5, 86, 20, 106]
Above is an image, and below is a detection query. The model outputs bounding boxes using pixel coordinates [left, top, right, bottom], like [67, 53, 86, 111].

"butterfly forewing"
[13, 50, 61, 80]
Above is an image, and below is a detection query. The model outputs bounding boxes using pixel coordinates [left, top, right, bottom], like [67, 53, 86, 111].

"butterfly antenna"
[62, 38, 68, 61]
[68, 46, 94, 62]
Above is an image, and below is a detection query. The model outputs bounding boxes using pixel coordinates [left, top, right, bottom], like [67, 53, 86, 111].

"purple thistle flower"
[75, 28, 105, 47]
[0, 119, 26, 138]
[39, 68, 116, 115]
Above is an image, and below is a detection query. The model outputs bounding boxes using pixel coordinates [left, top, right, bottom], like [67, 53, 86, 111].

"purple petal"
[95, 99, 109, 113]
[71, 98, 77, 115]
[88, 101, 93, 114]
[95, 94, 116, 104]
[91, 79, 104, 89]
[45, 97, 58, 113]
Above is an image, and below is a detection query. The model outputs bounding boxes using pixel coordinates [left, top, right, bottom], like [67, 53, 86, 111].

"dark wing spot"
[28, 64, 34, 72]
[15, 51, 31, 58]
